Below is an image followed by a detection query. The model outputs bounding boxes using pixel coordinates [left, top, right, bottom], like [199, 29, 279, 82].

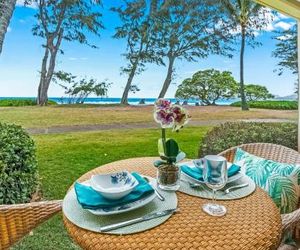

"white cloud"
[274, 21, 293, 30]
[68, 57, 88, 61]
[276, 34, 293, 40]
[277, 13, 290, 19]
[7, 27, 12, 32]
[16, 0, 37, 9]
[19, 19, 26, 24]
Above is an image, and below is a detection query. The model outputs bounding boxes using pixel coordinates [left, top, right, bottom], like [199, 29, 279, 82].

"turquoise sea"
[0, 97, 238, 105]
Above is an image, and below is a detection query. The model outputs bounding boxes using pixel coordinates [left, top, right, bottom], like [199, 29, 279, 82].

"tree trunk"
[240, 27, 249, 111]
[120, 60, 139, 105]
[158, 56, 175, 98]
[37, 31, 63, 106]
[37, 47, 49, 105]
[0, 0, 16, 54]
[37, 51, 59, 105]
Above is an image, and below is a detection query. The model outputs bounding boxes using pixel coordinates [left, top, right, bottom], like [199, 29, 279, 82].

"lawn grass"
[0, 105, 296, 129]
[230, 100, 298, 110]
[13, 126, 210, 249]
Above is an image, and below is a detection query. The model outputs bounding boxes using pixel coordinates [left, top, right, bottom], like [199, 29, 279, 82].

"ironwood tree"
[273, 24, 297, 76]
[155, 0, 234, 98]
[112, 0, 163, 105]
[33, 0, 103, 105]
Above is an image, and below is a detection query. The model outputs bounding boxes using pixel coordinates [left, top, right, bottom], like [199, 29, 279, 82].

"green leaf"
[165, 139, 179, 158]
[153, 160, 166, 168]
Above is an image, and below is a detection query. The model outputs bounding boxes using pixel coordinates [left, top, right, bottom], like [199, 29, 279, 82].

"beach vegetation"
[0, 99, 56, 106]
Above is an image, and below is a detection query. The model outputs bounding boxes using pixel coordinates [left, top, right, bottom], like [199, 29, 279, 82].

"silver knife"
[99, 208, 178, 232]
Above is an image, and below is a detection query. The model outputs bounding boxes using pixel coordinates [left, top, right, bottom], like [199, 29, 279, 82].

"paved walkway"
[26, 118, 294, 135]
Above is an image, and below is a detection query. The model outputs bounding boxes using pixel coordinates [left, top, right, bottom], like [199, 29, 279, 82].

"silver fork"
[181, 179, 248, 194]
[223, 183, 249, 194]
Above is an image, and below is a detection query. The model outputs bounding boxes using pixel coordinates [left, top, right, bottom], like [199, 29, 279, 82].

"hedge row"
[199, 122, 297, 157]
[230, 100, 297, 110]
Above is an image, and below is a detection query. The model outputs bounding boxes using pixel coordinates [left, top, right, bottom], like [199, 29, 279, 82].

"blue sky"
[0, 1, 297, 98]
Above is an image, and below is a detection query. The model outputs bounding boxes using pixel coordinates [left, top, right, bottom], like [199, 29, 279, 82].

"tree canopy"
[154, 0, 234, 98]
[272, 23, 297, 76]
[53, 71, 111, 104]
[112, 0, 162, 104]
[175, 69, 238, 105]
[244, 84, 274, 101]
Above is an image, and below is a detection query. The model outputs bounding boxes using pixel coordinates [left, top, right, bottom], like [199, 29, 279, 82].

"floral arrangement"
[153, 99, 190, 166]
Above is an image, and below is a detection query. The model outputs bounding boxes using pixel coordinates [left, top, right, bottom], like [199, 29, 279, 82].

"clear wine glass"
[202, 155, 228, 216]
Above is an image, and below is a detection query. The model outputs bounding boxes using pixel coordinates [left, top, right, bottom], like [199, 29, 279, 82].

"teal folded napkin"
[75, 172, 154, 210]
[181, 164, 240, 181]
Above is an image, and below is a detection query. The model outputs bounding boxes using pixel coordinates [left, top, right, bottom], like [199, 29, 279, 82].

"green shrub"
[0, 123, 38, 204]
[0, 99, 57, 107]
[230, 100, 298, 110]
[199, 122, 297, 157]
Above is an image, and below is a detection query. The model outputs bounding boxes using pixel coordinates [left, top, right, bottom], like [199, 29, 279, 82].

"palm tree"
[0, 0, 17, 54]
[222, 0, 270, 111]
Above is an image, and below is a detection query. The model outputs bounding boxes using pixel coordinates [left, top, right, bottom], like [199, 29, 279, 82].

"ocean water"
[0, 97, 238, 105]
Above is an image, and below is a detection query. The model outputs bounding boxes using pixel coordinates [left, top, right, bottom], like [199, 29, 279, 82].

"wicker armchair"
[0, 200, 62, 249]
[218, 143, 300, 250]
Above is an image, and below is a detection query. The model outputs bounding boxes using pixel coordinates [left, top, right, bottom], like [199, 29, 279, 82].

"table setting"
[62, 99, 281, 249]
[179, 156, 256, 198]
[63, 171, 178, 234]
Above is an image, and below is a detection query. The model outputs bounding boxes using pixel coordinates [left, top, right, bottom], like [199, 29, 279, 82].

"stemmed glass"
[202, 155, 228, 216]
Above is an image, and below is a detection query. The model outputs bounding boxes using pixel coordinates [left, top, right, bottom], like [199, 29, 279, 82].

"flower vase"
[156, 163, 181, 191]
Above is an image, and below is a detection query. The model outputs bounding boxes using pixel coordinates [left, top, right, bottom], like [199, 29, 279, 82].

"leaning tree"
[112, 0, 162, 105]
[222, 0, 271, 110]
[33, 0, 103, 105]
[155, 0, 234, 98]
[0, 0, 17, 54]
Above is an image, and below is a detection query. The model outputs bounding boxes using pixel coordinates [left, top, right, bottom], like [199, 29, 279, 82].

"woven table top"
[63, 157, 282, 250]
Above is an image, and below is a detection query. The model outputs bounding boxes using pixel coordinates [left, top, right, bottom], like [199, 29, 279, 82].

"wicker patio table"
[63, 157, 282, 250]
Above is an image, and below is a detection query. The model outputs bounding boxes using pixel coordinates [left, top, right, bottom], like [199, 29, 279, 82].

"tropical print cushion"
[233, 148, 300, 214]
[266, 172, 299, 214]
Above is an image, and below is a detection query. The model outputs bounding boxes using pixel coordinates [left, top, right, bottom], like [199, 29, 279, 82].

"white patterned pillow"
[234, 148, 300, 214]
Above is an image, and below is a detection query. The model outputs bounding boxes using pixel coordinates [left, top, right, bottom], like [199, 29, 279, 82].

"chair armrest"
[281, 208, 300, 232]
[0, 200, 62, 249]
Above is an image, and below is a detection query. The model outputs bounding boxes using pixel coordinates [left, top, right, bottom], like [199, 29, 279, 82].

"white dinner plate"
[178, 161, 243, 184]
[83, 176, 157, 216]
